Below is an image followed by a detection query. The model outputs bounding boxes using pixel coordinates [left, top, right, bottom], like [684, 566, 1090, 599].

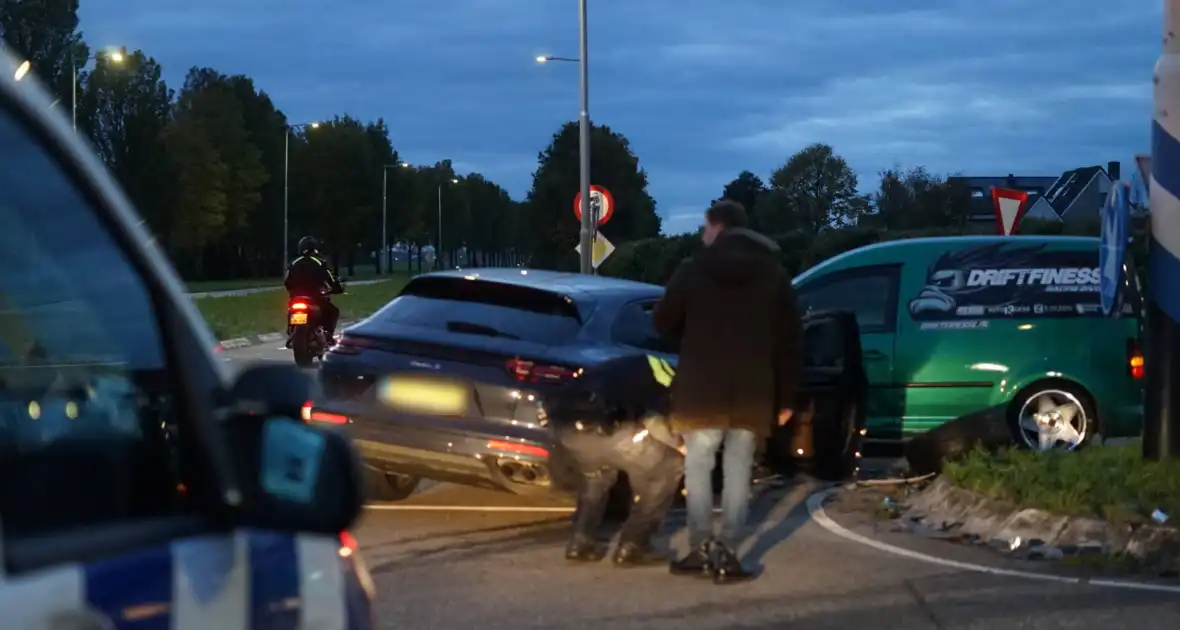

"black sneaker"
[669, 541, 714, 577]
[612, 541, 667, 567]
[565, 540, 604, 562]
[711, 543, 757, 584]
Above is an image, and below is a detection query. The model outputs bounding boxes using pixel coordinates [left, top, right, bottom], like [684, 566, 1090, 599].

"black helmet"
[298, 236, 320, 255]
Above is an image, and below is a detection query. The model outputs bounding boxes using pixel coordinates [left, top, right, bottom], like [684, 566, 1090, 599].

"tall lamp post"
[382, 162, 413, 273]
[437, 177, 460, 269]
[536, 0, 592, 273]
[283, 121, 320, 271]
[72, 47, 126, 131]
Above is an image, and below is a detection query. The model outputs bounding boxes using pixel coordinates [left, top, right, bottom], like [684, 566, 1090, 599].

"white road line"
[805, 488, 1180, 594]
[363, 504, 726, 514]
[365, 504, 575, 513]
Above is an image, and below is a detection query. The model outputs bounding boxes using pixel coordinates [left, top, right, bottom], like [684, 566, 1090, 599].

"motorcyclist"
[546, 353, 684, 567]
[284, 236, 344, 344]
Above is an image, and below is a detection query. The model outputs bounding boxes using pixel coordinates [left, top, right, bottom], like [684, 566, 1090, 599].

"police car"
[0, 50, 375, 628]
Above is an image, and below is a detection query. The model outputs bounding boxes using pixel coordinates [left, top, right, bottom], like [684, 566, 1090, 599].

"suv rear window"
[371, 277, 584, 345]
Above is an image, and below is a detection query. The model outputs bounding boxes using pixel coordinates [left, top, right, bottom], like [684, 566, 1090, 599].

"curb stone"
[901, 478, 1180, 569]
[216, 319, 361, 350]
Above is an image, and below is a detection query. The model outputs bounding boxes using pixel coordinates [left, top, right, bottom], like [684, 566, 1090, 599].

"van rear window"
[371, 277, 584, 344]
[906, 243, 1116, 326]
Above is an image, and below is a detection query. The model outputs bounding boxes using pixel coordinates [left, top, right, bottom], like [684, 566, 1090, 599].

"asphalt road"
[223, 344, 1180, 630]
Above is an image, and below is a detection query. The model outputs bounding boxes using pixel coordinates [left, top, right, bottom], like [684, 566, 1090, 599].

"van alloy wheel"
[1016, 389, 1088, 451]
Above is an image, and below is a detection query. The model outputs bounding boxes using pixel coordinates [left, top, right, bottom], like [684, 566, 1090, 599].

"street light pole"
[282, 121, 319, 273]
[71, 47, 126, 131]
[437, 184, 443, 270]
[577, 0, 593, 275]
[283, 128, 290, 271]
[382, 167, 389, 274]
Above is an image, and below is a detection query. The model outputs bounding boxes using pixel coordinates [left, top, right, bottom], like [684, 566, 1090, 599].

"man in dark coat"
[652, 199, 803, 583]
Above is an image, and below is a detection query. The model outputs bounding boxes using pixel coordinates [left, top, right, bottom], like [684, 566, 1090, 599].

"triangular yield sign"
[991, 187, 1029, 236]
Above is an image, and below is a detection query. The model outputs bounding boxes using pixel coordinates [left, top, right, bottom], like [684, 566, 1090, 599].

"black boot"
[612, 541, 666, 567]
[711, 543, 756, 584]
[565, 539, 604, 562]
[669, 541, 714, 577]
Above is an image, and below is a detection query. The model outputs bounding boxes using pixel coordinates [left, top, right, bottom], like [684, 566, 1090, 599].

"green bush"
[604, 219, 1148, 290]
[943, 442, 1180, 524]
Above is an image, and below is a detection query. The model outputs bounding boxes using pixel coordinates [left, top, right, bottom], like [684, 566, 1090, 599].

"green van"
[792, 235, 1145, 450]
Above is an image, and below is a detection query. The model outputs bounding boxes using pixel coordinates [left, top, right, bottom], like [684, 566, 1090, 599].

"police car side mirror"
[223, 365, 365, 535]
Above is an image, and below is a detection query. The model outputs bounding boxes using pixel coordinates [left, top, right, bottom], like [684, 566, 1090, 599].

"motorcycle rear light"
[328, 337, 372, 356]
[504, 358, 580, 384]
[290, 301, 309, 311]
[1128, 339, 1145, 380]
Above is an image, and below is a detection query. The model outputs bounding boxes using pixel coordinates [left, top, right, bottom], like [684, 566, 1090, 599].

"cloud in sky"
[79, 0, 1159, 237]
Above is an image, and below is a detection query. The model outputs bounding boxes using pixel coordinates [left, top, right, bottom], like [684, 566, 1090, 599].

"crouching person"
[546, 354, 684, 566]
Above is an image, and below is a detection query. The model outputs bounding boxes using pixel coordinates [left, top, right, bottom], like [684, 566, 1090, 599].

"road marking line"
[806, 488, 1180, 594]
[363, 504, 725, 514]
[365, 504, 575, 513]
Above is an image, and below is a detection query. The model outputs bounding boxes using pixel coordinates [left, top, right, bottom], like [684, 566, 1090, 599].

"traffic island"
[825, 442, 1180, 577]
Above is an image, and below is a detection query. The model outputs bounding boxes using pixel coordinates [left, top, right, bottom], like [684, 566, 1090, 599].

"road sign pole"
[1145, 0, 1180, 460]
[576, 0, 593, 275]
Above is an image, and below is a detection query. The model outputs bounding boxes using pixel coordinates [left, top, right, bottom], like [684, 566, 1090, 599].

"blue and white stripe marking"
[0, 531, 371, 630]
[1151, 9, 1180, 323]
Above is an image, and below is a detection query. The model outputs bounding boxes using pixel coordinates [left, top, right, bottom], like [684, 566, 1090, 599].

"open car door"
[764, 309, 868, 481]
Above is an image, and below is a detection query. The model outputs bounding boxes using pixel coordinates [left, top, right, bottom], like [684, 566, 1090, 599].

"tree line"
[2, 2, 665, 282]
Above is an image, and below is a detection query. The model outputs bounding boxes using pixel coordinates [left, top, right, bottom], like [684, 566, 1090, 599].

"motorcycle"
[287, 294, 328, 367]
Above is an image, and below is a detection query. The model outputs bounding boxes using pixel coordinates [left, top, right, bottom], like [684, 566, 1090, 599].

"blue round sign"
[1099, 182, 1130, 317]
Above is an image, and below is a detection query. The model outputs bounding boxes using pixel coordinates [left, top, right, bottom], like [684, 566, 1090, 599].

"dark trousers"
[558, 425, 683, 548]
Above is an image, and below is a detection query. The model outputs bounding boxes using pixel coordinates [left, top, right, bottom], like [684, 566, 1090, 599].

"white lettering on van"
[965, 267, 1099, 287]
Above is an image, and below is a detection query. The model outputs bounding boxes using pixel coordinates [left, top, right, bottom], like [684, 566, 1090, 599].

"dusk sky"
[80, 0, 1157, 235]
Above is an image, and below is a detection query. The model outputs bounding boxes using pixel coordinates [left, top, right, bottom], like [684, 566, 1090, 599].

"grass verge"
[942, 441, 1180, 525]
[195, 278, 408, 340]
[186, 267, 388, 293]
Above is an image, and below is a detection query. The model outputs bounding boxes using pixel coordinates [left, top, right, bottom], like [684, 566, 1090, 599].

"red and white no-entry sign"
[991, 187, 1029, 236]
[573, 185, 614, 226]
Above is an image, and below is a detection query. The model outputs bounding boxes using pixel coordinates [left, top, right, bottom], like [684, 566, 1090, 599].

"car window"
[0, 99, 190, 543]
[796, 266, 899, 334]
[372, 277, 585, 345]
[612, 301, 675, 353]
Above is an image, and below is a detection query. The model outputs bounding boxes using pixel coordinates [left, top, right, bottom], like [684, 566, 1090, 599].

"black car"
[315, 268, 867, 502]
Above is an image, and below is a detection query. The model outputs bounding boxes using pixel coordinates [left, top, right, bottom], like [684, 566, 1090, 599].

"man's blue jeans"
[682, 428, 758, 549]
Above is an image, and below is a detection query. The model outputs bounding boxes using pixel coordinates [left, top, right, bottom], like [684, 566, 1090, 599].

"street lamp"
[13, 60, 30, 82]
[282, 121, 321, 271]
[437, 177, 460, 270]
[535, 3, 592, 273]
[381, 161, 413, 273]
[72, 47, 126, 130]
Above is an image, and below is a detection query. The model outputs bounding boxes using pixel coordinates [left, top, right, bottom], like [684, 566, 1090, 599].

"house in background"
[950, 161, 1119, 228]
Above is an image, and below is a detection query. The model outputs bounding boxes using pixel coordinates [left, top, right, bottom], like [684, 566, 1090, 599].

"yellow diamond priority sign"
[574, 234, 615, 269]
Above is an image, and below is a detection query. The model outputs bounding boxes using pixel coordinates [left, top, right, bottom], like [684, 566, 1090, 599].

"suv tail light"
[505, 358, 580, 384]
[329, 336, 373, 356]
[1128, 338, 1145, 380]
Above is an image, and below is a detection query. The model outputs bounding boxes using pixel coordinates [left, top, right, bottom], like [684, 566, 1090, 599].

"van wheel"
[1008, 381, 1096, 451]
[366, 470, 420, 502]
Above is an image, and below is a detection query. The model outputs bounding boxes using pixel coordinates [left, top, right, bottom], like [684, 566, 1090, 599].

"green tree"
[76, 50, 173, 241]
[756, 143, 869, 235]
[0, 0, 88, 106]
[713, 170, 767, 226]
[166, 67, 268, 278]
[523, 121, 660, 269]
[873, 166, 971, 230]
[290, 115, 379, 275]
